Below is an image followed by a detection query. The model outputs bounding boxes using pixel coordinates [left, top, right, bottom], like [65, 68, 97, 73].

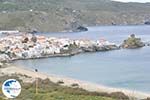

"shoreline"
[1, 64, 150, 99]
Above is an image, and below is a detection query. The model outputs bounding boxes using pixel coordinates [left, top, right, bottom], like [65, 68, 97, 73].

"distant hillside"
[0, 0, 150, 32]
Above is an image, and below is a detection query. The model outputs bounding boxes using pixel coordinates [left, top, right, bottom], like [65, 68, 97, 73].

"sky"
[112, 0, 150, 3]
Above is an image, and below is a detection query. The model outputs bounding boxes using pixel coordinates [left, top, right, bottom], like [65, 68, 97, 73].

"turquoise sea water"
[13, 25, 150, 92]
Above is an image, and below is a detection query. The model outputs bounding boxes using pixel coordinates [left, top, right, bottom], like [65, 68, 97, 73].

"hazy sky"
[112, 0, 150, 3]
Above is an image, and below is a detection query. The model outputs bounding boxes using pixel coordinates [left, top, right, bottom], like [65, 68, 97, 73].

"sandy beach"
[0, 64, 150, 99]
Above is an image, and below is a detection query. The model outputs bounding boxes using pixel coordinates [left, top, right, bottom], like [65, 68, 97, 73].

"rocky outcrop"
[121, 34, 145, 49]
[147, 42, 150, 46]
[68, 21, 88, 32]
[144, 21, 150, 25]
[75, 26, 88, 32]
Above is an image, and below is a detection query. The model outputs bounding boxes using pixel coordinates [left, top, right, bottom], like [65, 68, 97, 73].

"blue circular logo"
[2, 79, 21, 98]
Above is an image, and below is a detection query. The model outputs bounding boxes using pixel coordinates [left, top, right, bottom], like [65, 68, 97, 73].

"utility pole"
[0, 83, 2, 96]
[35, 69, 38, 95]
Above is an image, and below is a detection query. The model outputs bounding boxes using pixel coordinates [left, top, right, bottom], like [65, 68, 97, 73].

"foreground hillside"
[0, 75, 130, 100]
[0, 0, 150, 32]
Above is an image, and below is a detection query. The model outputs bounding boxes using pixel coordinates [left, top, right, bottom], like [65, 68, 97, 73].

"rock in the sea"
[144, 21, 150, 25]
[121, 34, 145, 49]
[147, 43, 150, 46]
[76, 26, 88, 32]
[69, 21, 88, 32]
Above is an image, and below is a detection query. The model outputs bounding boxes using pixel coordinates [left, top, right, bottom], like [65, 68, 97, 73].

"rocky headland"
[0, 33, 119, 63]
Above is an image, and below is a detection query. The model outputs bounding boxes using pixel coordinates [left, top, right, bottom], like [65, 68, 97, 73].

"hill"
[0, 0, 150, 32]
